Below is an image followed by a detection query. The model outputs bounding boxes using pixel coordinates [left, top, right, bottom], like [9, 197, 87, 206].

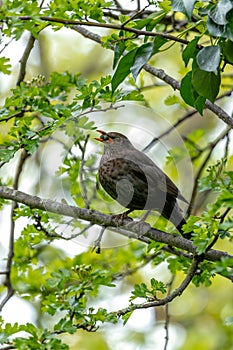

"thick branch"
[143, 64, 233, 128]
[0, 186, 232, 266]
[16, 33, 36, 86]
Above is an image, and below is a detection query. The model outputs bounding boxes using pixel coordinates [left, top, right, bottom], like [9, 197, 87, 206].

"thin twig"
[17, 16, 190, 45]
[0, 150, 29, 312]
[163, 275, 175, 350]
[121, 5, 149, 27]
[113, 251, 162, 280]
[219, 208, 232, 224]
[112, 0, 123, 9]
[143, 89, 233, 152]
[143, 109, 197, 152]
[190, 125, 231, 161]
[187, 127, 231, 215]
[0, 109, 29, 123]
[203, 134, 232, 251]
[75, 104, 125, 119]
[115, 257, 200, 316]
[77, 135, 90, 209]
[92, 226, 106, 254]
[0, 38, 14, 54]
[33, 213, 93, 240]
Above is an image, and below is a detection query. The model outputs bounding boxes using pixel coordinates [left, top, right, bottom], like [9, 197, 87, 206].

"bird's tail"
[175, 218, 191, 239]
[163, 201, 191, 239]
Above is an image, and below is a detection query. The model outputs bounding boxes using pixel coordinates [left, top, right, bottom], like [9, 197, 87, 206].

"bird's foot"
[111, 211, 133, 226]
[126, 210, 151, 236]
[111, 210, 151, 237]
[126, 220, 151, 237]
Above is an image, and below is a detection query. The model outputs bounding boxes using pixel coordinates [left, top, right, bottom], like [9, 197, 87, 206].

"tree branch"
[187, 127, 231, 215]
[76, 135, 90, 209]
[16, 33, 36, 86]
[143, 89, 233, 152]
[115, 256, 200, 316]
[0, 151, 29, 312]
[17, 16, 189, 45]
[0, 0, 47, 313]
[143, 64, 233, 128]
[163, 275, 175, 350]
[72, 25, 233, 129]
[143, 109, 197, 152]
[0, 186, 232, 268]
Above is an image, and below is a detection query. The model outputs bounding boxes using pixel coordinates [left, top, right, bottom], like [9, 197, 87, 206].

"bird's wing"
[118, 158, 148, 183]
[165, 175, 189, 203]
[125, 149, 189, 204]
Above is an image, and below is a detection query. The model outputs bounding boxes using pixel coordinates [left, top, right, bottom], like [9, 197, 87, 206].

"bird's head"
[95, 130, 131, 149]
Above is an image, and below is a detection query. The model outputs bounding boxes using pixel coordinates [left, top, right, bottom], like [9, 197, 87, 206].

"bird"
[95, 130, 190, 238]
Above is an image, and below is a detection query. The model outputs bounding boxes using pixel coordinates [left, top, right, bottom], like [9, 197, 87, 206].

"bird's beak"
[95, 129, 106, 142]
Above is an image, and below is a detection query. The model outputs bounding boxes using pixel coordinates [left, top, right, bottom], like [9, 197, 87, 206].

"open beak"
[95, 129, 106, 142]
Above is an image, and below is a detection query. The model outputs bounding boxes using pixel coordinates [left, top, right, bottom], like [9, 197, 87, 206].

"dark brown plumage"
[96, 130, 190, 238]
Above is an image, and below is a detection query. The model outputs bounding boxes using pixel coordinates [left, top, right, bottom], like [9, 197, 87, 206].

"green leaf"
[135, 10, 167, 30]
[209, 0, 233, 25]
[130, 42, 154, 80]
[151, 36, 168, 54]
[207, 11, 233, 41]
[196, 45, 221, 72]
[164, 94, 181, 105]
[77, 116, 95, 129]
[122, 311, 134, 325]
[168, 255, 190, 274]
[171, 0, 196, 19]
[221, 39, 233, 64]
[113, 41, 126, 69]
[0, 57, 11, 74]
[180, 72, 195, 106]
[150, 278, 166, 294]
[207, 17, 226, 37]
[182, 36, 200, 66]
[112, 37, 167, 90]
[131, 37, 167, 81]
[0, 333, 8, 345]
[184, 0, 196, 18]
[0, 147, 17, 162]
[111, 48, 137, 92]
[192, 261, 214, 287]
[225, 316, 233, 326]
[192, 66, 220, 102]
[54, 318, 77, 334]
[192, 93, 206, 115]
[180, 71, 206, 114]
[118, 90, 145, 101]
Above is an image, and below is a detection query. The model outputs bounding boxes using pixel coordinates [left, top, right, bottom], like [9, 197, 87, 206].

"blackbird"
[95, 130, 190, 238]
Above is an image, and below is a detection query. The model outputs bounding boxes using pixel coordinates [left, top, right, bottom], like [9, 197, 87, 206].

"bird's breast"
[99, 158, 130, 191]
[98, 157, 149, 209]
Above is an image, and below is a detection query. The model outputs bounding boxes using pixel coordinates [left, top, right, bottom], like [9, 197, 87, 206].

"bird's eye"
[100, 134, 109, 141]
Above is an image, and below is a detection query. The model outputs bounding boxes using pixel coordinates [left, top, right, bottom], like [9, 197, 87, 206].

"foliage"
[0, 1, 232, 350]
